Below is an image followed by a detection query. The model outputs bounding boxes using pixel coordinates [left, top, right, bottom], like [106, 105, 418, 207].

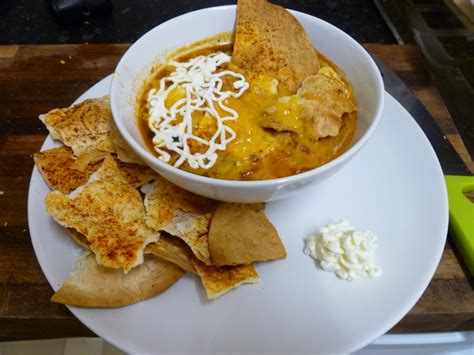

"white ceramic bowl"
[110, 5, 384, 203]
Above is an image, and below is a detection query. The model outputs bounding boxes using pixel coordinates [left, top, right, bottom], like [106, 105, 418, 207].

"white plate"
[28, 76, 448, 354]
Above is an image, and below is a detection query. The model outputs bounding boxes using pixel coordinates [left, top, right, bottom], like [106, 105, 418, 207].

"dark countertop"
[0, 0, 396, 45]
[0, 43, 473, 340]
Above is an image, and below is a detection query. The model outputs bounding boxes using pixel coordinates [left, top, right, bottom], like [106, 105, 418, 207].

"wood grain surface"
[0, 44, 473, 340]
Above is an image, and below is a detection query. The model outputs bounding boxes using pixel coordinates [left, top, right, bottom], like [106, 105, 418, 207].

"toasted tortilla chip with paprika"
[35, 146, 155, 192]
[66, 228, 196, 274]
[51, 252, 183, 308]
[208, 203, 286, 266]
[192, 258, 259, 299]
[34, 146, 102, 194]
[45, 156, 159, 272]
[232, 0, 319, 92]
[39, 96, 116, 156]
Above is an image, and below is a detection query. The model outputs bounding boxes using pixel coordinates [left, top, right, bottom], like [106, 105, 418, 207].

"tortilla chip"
[142, 178, 215, 264]
[162, 209, 212, 265]
[208, 203, 286, 266]
[34, 146, 102, 194]
[298, 98, 343, 137]
[112, 127, 146, 166]
[51, 252, 183, 308]
[145, 233, 196, 274]
[297, 67, 356, 138]
[261, 121, 298, 134]
[35, 146, 155, 194]
[66, 228, 196, 274]
[142, 177, 216, 230]
[39, 96, 116, 156]
[45, 156, 159, 272]
[192, 258, 260, 299]
[232, 0, 319, 92]
[116, 161, 157, 189]
[70, 149, 108, 171]
[67, 228, 90, 249]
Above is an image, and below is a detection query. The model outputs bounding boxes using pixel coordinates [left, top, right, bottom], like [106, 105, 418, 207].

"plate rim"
[28, 75, 448, 354]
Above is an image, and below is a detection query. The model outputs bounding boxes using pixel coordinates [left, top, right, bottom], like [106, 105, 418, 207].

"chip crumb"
[60, 60, 66, 64]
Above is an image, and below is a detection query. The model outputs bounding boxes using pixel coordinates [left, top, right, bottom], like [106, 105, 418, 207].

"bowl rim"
[110, 4, 385, 188]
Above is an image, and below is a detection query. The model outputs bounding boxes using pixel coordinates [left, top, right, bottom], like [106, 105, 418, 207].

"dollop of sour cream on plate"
[304, 220, 382, 281]
[147, 52, 249, 169]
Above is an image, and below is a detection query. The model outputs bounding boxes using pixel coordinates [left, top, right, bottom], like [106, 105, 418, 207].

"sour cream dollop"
[147, 52, 249, 170]
[304, 220, 382, 281]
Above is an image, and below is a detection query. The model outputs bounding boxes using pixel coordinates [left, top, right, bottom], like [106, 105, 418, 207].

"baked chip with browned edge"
[208, 203, 286, 266]
[192, 258, 260, 299]
[51, 252, 183, 308]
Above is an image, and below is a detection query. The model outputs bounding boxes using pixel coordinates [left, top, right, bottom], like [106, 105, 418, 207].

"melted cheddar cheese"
[138, 43, 357, 181]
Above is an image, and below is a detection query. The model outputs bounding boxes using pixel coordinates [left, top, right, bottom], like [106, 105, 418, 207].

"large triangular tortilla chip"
[45, 156, 159, 272]
[232, 0, 319, 92]
[208, 203, 286, 266]
[297, 67, 357, 139]
[34, 146, 102, 194]
[51, 252, 183, 308]
[192, 258, 259, 299]
[39, 96, 116, 156]
[145, 233, 196, 274]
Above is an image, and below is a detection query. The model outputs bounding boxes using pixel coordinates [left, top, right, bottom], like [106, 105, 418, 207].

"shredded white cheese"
[304, 220, 382, 281]
[147, 52, 249, 169]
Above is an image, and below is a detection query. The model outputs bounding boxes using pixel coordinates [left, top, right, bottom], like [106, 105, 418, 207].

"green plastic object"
[445, 175, 474, 276]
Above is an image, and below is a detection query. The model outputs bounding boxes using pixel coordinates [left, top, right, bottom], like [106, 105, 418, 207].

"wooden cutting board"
[0, 44, 473, 340]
